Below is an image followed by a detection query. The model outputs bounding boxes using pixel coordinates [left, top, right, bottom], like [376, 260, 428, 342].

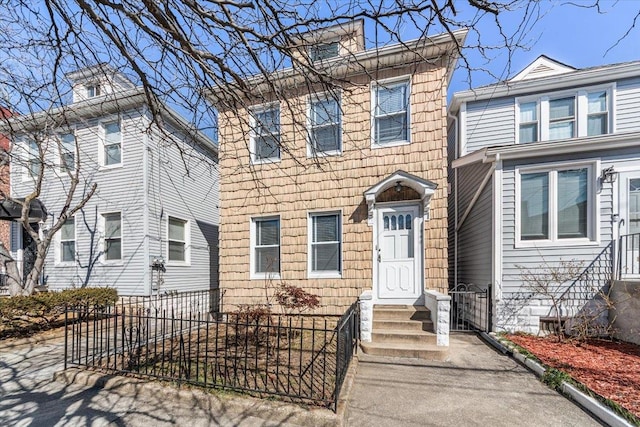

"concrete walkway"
[345, 333, 603, 427]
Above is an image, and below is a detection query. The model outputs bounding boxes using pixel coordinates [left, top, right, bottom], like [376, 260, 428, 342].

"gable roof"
[509, 55, 575, 82]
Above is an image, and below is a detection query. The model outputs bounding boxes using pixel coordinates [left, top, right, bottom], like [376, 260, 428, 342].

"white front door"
[619, 173, 640, 277]
[375, 205, 422, 303]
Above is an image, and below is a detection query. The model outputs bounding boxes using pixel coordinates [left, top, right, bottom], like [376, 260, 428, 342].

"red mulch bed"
[507, 334, 640, 419]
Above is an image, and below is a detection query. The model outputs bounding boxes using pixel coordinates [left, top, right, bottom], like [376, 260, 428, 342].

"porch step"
[360, 341, 449, 361]
[373, 305, 431, 321]
[373, 319, 434, 332]
[371, 329, 437, 345]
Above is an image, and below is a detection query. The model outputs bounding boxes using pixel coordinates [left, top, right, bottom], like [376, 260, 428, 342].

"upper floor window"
[59, 133, 75, 172]
[309, 42, 339, 61]
[103, 122, 122, 166]
[516, 86, 612, 144]
[27, 139, 41, 178]
[309, 95, 341, 155]
[373, 79, 410, 147]
[517, 162, 596, 246]
[86, 84, 101, 98]
[60, 217, 76, 263]
[251, 106, 280, 163]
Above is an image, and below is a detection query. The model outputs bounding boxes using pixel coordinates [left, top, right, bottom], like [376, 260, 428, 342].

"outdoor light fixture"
[600, 166, 617, 183]
[395, 181, 402, 192]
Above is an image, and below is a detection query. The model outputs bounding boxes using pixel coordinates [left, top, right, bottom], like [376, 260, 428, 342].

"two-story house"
[212, 21, 465, 320]
[449, 56, 640, 333]
[7, 64, 219, 295]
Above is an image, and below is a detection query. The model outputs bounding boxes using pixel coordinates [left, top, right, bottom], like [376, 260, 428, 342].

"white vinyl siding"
[103, 212, 122, 261]
[168, 216, 189, 263]
[103, 121, 122, 166]
[250, 105, 280, 163]
[308, 212, 341, 277]
[373, 79, 410, 146]
[309, 95, 341, 155]
[251, 217, 280, 278]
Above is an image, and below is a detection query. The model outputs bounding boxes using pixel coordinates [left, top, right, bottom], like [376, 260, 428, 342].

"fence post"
[64, 304, 68, 370]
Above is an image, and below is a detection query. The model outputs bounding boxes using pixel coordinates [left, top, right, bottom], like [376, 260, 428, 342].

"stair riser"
[373, 320, 433, 332]
[374, 311, 431, 321]
[361, 345, 448, 361]
[371, 333, 437, 345]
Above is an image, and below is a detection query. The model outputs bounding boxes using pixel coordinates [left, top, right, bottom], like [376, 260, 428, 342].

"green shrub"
[0, 288, 118, 338]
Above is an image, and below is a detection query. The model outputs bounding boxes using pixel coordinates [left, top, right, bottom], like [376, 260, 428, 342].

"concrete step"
[372, 319, 434, 332]
[373, 305, 431, 321]
[360, 341, 449, 361]
[371, 329, 437, 345]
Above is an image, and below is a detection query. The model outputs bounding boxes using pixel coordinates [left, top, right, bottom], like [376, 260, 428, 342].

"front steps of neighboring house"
[360, 305, 449, 361]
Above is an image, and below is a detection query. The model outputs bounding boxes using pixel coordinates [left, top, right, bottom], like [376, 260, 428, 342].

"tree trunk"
[0, 242, 26, 296]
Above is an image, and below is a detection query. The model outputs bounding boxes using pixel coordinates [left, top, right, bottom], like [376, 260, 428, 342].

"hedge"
[0, 288, 118, 338]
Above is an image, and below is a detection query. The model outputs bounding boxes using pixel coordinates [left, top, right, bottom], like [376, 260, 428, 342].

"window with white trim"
[309, 95, 341, 155]
[168, 216, 189, 262]
[250, 106, 280, 162]
[518, 164, 595, 244]
[103, 122, 121, 166]
[103, 212, 122, 261]
[309, 212, 341, 275]
[60, 217, 75, 263]
[252, 217, 280, 275]
[59, 133, 75, 172]
[86, 84, 101, 98]
[25, 139, 41, 179]
[373, 79, 410, 146]
[516, 86, 612, 143]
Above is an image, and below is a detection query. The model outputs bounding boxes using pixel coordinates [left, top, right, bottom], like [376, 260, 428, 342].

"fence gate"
[449, 285, 491, 332]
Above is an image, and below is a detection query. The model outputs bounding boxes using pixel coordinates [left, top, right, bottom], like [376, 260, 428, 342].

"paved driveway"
[345, 334, 603, 427]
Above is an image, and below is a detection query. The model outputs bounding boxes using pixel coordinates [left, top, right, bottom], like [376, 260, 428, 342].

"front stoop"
[360, 305, 449, 361]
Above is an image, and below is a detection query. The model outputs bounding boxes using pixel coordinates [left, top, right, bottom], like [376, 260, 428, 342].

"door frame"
[372, 201, 424, 305]
[618, 170, 640, 278]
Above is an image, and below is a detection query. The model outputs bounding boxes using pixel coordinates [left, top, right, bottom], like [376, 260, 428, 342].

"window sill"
[307, 150, 342, 158]
[514, 238, 600, 249]
[101, 260, 124, 266]
[99, 164, 123, 171]
[166, 261, 191, 267]
[308, 272, 342, 279]
[371, 140, 411, 150]
[250, 272, 281, 280]
[251, 157, 281, 165]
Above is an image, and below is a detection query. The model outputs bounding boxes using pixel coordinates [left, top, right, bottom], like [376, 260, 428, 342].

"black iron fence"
[64, 295, 359, 411]
[449, 284, 491, 332]
[118, 289, 224, 316]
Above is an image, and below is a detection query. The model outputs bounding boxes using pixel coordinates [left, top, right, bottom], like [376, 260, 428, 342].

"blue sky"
[446, 1, 640, 95]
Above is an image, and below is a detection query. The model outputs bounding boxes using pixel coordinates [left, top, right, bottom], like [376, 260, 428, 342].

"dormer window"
[86, 84, 101, 98]
[309, 41, 339, 61]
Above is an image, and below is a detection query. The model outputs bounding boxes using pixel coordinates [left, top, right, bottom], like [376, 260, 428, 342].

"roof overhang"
[0, 198, 48, 222]
[364, 170, 437, 225]
[452, 131, 640, 168]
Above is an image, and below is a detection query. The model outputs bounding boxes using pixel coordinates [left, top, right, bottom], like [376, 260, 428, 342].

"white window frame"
[249, 103, 281, 164]
[20, 138, 41, 182]
[57, 131, 77, 173]
[55, 216, 76, 266]
[515, 160, 600, 248]
[307, 92, 342, 157]
[86, 83, 101, 98]
[515, 84, 615, 144]
[99, 119, 123, 168]
[101, 211, 123, 263]
[250, 215, 281, 280]
[371, 76, 411, 148]
[307, 210, 342, 279]
[166, 215, 190, 265]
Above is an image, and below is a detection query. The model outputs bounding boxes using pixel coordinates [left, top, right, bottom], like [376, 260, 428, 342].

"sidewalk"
[345, 333, 602, 427]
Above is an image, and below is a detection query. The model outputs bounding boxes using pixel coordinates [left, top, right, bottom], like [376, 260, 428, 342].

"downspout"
[142, 107, 150, 295]
[447, 111, 458, 288]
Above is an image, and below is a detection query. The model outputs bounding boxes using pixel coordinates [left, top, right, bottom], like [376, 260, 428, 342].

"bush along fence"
[64, 293, 360, 411]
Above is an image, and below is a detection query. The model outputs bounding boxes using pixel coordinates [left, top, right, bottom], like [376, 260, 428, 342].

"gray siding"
[465, 97, 515, 154]
[455, 163, 493, 286]
[616, 77, 640, 133]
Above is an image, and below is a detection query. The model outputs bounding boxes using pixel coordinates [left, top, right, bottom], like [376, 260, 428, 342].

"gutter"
[447, 111, 459, 287]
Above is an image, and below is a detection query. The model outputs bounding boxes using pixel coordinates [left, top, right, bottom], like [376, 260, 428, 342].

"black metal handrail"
[617, 232, 640, 279]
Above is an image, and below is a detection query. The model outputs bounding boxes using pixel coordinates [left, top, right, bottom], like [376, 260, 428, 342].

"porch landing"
[360, 305, 449, 361]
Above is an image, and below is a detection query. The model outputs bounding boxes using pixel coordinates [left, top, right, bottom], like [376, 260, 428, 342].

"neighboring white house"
[8, 64, 219, 295]
[448, 56, 640, 333]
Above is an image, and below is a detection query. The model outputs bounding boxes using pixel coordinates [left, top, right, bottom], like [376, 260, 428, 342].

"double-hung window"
[86, 84, 101, 98]
[587, 91, 608, 136]
[60, 217, 76, 263]
[518, 164, 595, 245]
[103, 122, 121, 166]
[373, 79, 410, 146]
[252, 217, 280, 276]
[25, 139, 41, 179]
[309, 212, 341, 276]
[251, 106, 280, 162]
[518, 102, 538, 144]
[60, 133, 75, 172]
[168, 216, 188, 263]
[103, 212, 122, 261]
[309, 95, 341, 155]
[548, 96, 575, 140]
